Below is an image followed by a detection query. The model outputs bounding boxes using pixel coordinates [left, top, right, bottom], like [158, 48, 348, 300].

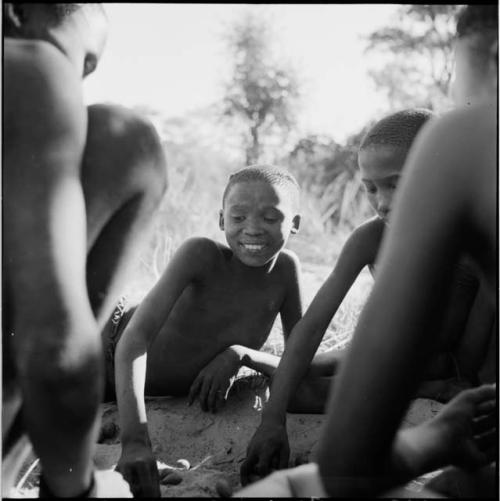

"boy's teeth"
[244, 244, 264, 250]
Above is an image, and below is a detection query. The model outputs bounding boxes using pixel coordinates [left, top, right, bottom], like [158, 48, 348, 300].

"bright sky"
[84, 4, 399, 142]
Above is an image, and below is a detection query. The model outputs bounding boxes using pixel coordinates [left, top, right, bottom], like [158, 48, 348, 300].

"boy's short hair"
[3, 3, 105, 35]
[359, 109, 435, 152]
[456, 5, 498, 71]
[222, 164, 300, 209]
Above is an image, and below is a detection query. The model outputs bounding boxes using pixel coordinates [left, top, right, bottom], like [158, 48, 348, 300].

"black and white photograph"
[2, 3, 498, 498]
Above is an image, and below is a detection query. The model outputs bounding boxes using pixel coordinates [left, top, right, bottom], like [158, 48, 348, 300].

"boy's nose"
[243, 219, 264, 235]
[377, 195, 390, 215]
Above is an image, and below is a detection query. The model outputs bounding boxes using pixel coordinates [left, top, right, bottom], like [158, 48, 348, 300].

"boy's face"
[358, 145, 407, 225]
[220, 180, 300, 268]
[21, 6, 108, 78]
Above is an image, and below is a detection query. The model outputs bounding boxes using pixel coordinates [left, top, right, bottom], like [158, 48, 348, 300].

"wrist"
[121, 428, 152, 450]
[227, 345, 246, 366]
[261, 406, 287, 426]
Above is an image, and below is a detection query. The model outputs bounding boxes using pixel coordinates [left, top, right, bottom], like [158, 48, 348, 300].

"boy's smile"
[220, 180, 300, 268]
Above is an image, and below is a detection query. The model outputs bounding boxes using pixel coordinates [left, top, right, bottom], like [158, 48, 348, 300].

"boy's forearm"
[115, 336, 151, 446]
[231, 344, 281, 377]
[264, 326, 324, 423]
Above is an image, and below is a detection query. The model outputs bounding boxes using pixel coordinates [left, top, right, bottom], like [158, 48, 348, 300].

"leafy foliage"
[222, 12, 300, 165]
[365, 4, 463, 111]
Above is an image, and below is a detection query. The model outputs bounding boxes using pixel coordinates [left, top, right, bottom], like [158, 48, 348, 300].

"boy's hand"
[240, 422, 290, 486]
[188, 348, 241, 413]
[399, 384, 497, 478]
[116, 443, 160, 498]
[431, 383, 497, 470]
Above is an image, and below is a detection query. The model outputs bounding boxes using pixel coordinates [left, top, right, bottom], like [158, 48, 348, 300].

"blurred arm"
[316, 113, 477, 496]
[4, 42, 99, 497]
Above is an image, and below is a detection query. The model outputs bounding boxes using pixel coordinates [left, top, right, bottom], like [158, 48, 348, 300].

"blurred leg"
[82, 104, 168, 327]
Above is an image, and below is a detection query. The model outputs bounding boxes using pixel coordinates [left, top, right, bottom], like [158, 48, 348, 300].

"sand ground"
[11, 373, 443, 498]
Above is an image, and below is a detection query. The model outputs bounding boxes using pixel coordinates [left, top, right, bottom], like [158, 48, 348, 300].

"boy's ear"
[290, 214, 301, 234]
[219, 210, 225, 231]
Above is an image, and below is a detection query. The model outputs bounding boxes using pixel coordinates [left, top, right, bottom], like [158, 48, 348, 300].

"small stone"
[215, 479, 232, 498]
[160, 470, 183, 485]
[176, 459, 190, 470]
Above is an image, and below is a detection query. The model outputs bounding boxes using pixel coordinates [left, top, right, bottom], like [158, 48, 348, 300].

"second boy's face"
[221, 181, 300, 268]
[358, 145, 406, 224]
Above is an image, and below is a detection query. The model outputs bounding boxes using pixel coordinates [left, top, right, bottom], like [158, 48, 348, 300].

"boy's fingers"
[278, 445, 289, 469]
[475, 428, 498, 454]
[466, 384, 496, 405]
[199, 378, 212, 411]
[473, 411, 497, 435]
[240, 455, 257, 486]
[207, 384, 219, 413]
[188, 377, 201, 405]
[475, 399, 497, 416]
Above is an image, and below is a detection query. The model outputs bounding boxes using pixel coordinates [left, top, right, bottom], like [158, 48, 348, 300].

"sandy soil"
[12, 373, 443, 498]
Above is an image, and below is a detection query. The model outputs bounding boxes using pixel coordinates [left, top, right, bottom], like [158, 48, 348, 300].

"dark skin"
[3, 4, 167, 497]
[114, 179, 302, 497]
[241, 144, 493, 485]
[237, 27, 498, 496]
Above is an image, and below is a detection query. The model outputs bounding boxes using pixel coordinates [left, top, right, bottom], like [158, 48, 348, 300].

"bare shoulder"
[176, 236, 225, 268]
[4, 39, 85, 147]
[342, 217, 384, 263]
[408, 102, 496, 186]
[349, 217, 385, 247]
[276, 248, 301, 273]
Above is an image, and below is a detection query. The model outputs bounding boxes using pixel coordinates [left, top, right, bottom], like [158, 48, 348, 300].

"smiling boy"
[110, 164, 303, 496]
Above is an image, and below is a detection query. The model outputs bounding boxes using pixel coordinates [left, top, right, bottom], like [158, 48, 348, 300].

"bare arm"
[114, 238, 211, 495]
[4, 42, 98, 497]
[264, 222, 381, 424]
[316, 111, 486, 496]
[240, 223, 380, 484]
[115, 238, 210, 445]
[454, 281, 495, 381]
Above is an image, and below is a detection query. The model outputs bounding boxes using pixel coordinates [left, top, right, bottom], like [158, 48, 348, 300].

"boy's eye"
[232, 215, 245, 222]
[263, 217, 278, 223]
[389, 183, 397, 191]
[365, 186, 376, 194]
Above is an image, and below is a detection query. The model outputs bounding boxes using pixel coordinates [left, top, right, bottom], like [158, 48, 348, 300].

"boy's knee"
[86, 104, 168, 200]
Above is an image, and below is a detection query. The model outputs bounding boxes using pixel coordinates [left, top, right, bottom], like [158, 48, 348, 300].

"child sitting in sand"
[241, 108, 494, 484]
[3, 3, 167, 498]
[110, 164, 303, 496]
[239, 4, 498, 497]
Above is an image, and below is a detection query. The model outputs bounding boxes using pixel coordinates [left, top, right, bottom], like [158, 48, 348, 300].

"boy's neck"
[229, 252, 279, 277]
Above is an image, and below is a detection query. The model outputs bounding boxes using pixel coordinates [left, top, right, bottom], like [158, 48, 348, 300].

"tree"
[365, 5, 463, 111]
[222, 11, 300, 165]
[288, 125, 375, 229]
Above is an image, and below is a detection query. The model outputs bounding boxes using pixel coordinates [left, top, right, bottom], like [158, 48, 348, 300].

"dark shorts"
[103, 296, 137, 401]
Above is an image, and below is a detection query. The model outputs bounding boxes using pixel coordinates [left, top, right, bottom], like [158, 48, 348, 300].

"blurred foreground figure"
[3, 3, 167, 496]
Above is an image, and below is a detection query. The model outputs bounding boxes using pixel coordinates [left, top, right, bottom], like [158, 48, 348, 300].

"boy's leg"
[82, 104, 167, 327]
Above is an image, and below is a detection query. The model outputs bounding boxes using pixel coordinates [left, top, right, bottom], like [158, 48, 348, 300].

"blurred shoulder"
[410, 101, 496, 175]
[4, 39, 85, 137]
[5, 38, 78, 87]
